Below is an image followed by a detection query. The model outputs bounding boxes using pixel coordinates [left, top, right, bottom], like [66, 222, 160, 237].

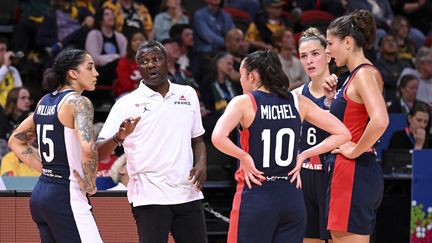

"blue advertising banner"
[411, 150, 432, 242]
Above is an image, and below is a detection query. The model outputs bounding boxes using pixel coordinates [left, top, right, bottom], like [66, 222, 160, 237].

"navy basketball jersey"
[330, 64, 375, 143]
[299, 82, 329, 170]
[327, 63, 384, 234]
[33, 90, 79, 181]
[240, 90, 301, 178]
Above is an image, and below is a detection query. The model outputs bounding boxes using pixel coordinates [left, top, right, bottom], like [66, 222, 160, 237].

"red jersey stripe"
[327, 155, 356, 231]
[228, 126, 251, 243]
[247, 93, 258, 112]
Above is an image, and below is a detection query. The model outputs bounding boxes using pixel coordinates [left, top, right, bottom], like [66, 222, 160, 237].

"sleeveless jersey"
[327, 64, 384, 234]
[330, 64, 378, 143]
[33, 90, 80, 181]
[299, 82, 329, 171]
[239, 90, 301, 178]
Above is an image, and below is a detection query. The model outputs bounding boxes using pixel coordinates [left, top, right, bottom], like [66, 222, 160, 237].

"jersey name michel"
[241, 91, 301, 177]
[260, 104, 297, 120]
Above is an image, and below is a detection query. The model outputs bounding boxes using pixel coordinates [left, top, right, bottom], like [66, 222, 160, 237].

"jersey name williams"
[260, 104, 297, 120]
[36, 105, 57, 116]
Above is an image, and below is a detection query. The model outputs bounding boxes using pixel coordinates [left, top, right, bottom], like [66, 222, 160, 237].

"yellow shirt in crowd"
[1, 151, 41, 176]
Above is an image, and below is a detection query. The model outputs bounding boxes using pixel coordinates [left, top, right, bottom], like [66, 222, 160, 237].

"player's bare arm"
[14, 128, 40, 160]
[72, 96, 95, 142]
[70, 96, 98, 195]
[8, 114, 43, 172]
[14, 128, 36, 143]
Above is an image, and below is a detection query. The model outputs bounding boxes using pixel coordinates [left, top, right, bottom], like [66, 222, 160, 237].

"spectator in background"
[375, 34, 412, 102]
[169, 24, 195, 70]
[225, 0, 260, 20]
[389, 16, 417, 62]
[1, 150, 41, 176]
[193, 0, 235, 54]
[320, 0, 348, 17]
[103, 0, 154, 39]
[388, 75, 420, 114]
[37, 0, 95, 57]
[224, 28, 249, 74]
[85, 7, 127, 86]
[11, 0, 52, 54]
[76, 0, 96, 11]
[245, 0, 292, 51]
[162, 39, 199, 91]
[0, 87, 33, 141]
[390, 0, 431, 47]
[162, 36, 210, 117]
[192, 0, 235, 83]
[0, 106, 9, 158]
[399, 47, 432, 107]
[200, 51, 241, 115]
[108, 154, 129, 190]
[346, 0, 394, 49]
[0, 38, 23, 108]
[114, 30, 146, 98]
[219, 28, 250, 83]
[154, 0, 189, 42]
[134, 0, 163, 15]
[389, 101, 432, 150]
[272, 28, 308, 90]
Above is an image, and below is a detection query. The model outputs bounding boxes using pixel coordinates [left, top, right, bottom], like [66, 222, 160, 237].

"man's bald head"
[225, 28, 249, 57]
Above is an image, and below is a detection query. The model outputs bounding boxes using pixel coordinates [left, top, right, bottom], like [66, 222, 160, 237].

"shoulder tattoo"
[69, 96, 95, 142]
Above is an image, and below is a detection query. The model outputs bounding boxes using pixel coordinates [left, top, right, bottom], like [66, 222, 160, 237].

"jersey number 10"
[261, 128, 295, 168]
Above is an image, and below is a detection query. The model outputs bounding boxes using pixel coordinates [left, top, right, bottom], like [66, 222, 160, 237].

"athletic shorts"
[301, 168, 331, 240]
[30, 175, 102, 243]
[228, 179, 306, 243]
[326, 153, 384, 235]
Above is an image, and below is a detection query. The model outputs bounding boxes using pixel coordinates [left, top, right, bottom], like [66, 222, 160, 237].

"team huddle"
[8, 9, 387, 243]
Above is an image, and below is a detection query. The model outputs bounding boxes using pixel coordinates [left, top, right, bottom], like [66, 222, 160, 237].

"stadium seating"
[299, 10, 335, 33]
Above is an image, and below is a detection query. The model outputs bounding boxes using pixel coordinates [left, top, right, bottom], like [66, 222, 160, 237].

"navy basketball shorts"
[228, 179, 306, 243]
[326, 153, 384, 235]
[30, 175, 102, 243]
[301, 168, 332, 240]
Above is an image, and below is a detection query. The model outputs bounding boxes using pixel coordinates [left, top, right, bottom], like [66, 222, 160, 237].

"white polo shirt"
[99, 81, 205, 206]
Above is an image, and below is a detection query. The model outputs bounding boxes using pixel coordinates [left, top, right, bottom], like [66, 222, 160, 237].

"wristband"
[112, 133, 124, 147]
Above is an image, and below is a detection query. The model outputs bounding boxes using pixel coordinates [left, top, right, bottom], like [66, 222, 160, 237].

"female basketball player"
[292, 27, 333, 243]
[211, 50, 351, 243]
[8, 49, 103, 243]
[323, 10, 389, 243]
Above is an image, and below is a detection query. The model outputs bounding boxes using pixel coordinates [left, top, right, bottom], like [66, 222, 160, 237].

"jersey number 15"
[36, 124, 54, 163]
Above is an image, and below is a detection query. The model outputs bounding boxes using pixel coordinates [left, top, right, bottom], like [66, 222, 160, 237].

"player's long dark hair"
[42, 49, 88, 91]
[242, 50, 290, 99]
[327, 9, 376, 50]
